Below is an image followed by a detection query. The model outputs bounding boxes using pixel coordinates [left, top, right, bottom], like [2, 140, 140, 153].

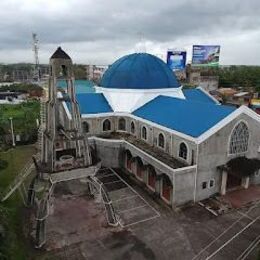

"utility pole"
[9, 117, 15, 147]
[32, 33, 40, 82]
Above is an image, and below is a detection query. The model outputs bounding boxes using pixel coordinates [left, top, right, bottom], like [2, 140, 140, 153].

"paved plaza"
[41, 168, 260, 260]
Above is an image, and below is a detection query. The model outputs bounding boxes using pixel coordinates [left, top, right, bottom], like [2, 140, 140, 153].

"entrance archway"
[135, 157, 144, 180]
[218, 156, 260, 195]
[125, 150, 133, 172]
[147, 165, 156, 191]
[161, 174, 173, 203]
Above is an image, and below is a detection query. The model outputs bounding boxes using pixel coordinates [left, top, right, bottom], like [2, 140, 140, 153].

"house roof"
[183, 88, 218, 104]
[132, 95, 236, 137]
[76, 93, 113, 114]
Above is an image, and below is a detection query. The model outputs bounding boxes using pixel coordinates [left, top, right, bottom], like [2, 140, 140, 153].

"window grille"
[103, 119, 111, 131]
[179, 142, 188, 160]
[158, 133, 165, 148]
[118, 118, 126, 131]
[142, 126, 147, 140]
[82, 122, 89, 133]
[229, 122, 249, 155]
[131, 121, 135, 134]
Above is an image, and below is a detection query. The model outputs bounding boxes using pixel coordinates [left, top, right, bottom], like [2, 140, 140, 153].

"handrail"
[1, 153, 40, 202]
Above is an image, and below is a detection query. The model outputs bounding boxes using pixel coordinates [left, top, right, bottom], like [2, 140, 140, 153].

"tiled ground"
[223, 185, 260, 208]
[39, 169, 260, 260]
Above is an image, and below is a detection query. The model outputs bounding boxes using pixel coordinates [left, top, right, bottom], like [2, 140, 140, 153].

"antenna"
[136, 32, 146, 53]
[32, 33, 40, 82]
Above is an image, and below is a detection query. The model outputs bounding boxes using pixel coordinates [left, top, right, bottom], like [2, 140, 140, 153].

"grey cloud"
[0, 0, 260, 64]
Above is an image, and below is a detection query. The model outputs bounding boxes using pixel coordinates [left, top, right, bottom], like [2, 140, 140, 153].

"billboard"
[192, 45, 220, 66]
[167, 50, 187, 70]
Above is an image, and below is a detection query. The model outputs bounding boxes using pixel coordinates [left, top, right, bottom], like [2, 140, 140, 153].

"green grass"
[0, 101, 40, 138]
[0, 145, 36, 260]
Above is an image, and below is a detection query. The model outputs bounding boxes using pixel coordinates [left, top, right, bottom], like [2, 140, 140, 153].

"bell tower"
[42, 47, 91, 173]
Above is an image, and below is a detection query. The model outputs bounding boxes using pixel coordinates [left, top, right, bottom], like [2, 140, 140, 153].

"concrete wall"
[196, 113, 260, 201]
[173, 166, 197, 206]
[89, 137, 197, 207]
[83, 115, 197, 167]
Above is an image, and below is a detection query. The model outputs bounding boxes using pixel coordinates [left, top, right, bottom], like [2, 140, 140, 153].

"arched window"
[158, 133, 165, 148]
[229, 122, 249, 155]
[179, 142, 188, 160]
[118, 118, 126, 131]
[131, 121, 135, 134]
[82, 121, 89, 133]
[141, 126, 147, 140]
[103, 119, 111, 131]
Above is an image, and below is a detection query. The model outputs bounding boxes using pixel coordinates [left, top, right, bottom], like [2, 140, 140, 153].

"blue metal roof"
[101, 53, 180, 89]
[132, 96, 236, 137]
[183, 88, 218, 104]
[75, 93, 113, 114]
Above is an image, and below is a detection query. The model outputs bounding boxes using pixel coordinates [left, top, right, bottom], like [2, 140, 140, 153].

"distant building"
[86, 65, 107, 83]
[0, 91, 28, 104]
[249, 99, 260, 114]
[186, 65, 219, 92]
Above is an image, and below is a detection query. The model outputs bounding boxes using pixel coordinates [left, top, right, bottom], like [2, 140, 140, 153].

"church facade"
[62, 52, 260, 208]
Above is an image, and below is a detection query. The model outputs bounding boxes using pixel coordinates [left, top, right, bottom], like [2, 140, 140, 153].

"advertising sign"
[192, 45, 220, 66]
[167, 50, 187, 70]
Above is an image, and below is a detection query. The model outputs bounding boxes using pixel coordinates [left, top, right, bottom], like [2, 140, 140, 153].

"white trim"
[62, 100, 72, 120]
[227, 119, 250, 157]
[196, 86, 220, 105]
[172, 165, 197, 173]
[197, 106, 260, 144]
[68, 101, 260, 145]
[95, 86, 184, 94]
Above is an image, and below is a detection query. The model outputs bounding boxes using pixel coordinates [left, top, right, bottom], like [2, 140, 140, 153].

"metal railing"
[1, 153, 40, 203]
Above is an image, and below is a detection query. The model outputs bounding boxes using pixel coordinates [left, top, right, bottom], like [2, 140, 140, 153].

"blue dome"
[101, 53, 180, 89]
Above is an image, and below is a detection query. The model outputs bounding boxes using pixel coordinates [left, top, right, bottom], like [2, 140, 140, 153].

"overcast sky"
[1, 0, 260, 65]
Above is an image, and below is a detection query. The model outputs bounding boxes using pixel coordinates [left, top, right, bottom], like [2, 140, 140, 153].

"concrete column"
[241, 176, 250, 189]
[155, 177, 161, 195]
[221, 171, 227, 195]
[143, 168, 148, 184]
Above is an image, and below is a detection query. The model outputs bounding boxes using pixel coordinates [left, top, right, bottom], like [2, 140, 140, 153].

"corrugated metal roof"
[101, 53, 180, 89]
[76, 93, 113, 114]
[183, 88, 218, 104]
[132, 95, 236, 137]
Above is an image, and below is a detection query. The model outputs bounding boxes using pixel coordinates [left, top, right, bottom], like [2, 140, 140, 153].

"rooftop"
[76, 93, 113, 114]
[51, 47, 71, 60]
[132, 95, 236, 137]
[183, 88, 218, 104]
[101, 53, 180, 90]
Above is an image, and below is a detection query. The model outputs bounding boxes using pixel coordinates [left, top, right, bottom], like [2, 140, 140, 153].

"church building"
[62, 51, 260, 208]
